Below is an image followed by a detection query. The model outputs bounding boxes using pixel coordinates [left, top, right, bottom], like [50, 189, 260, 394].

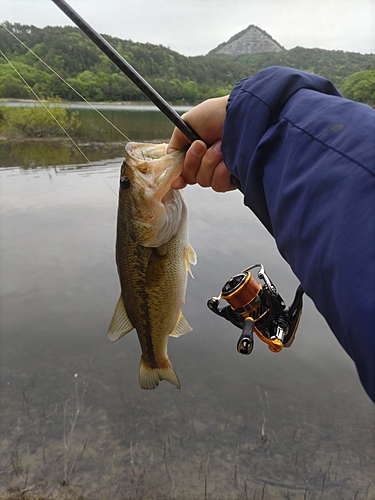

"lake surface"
[0, 109, 374, 500]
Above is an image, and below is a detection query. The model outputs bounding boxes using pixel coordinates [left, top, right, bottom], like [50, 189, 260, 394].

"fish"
[108, 142, 197, 390]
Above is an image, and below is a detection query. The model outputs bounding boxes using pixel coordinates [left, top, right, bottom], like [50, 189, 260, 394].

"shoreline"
[0, 135, 127, 144]
[0, 98, 195, 112]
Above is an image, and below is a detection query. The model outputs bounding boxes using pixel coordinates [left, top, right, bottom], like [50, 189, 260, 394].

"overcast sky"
[2, 0, 375, 55]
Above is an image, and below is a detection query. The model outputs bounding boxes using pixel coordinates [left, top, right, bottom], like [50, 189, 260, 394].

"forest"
[1, 22, 374, 105]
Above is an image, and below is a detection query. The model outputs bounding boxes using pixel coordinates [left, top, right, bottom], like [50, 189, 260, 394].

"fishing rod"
[51, 0, 202, 145]
[52, 0, 304, 357]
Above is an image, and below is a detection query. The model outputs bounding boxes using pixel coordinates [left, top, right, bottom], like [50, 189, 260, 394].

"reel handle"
[237, 318, 254, 355]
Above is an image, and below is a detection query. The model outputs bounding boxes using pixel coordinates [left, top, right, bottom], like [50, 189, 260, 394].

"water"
[0, 109, 374, 500]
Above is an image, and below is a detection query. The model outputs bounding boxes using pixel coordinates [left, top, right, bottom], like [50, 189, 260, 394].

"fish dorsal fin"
[184, 244, 197, 277]
[108, 296, 134, 342]
[169, 311, 193, 338]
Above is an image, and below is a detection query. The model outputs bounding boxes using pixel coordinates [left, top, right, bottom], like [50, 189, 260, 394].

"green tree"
[0, 72, 31, 98]
[182, 79, 200, 100]
[340, 69, 375, 106]
[167, 78, 183, 100]
[67, 70, 104, 101]
[0, 62, 52, 98]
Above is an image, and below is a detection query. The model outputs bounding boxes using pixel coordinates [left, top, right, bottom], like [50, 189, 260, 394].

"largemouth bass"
[108, 142, 196, 390]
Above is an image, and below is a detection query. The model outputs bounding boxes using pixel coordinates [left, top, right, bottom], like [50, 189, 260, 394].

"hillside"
[232, 46, 375, 88]
[0, 22, 240, 102]
[0, 22, 374, 103]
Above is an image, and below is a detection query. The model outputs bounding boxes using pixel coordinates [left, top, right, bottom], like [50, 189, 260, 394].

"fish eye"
[120, 176, 130, 190]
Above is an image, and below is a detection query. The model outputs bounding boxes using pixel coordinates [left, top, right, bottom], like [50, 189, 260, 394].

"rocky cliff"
[209, 25, 284, 56]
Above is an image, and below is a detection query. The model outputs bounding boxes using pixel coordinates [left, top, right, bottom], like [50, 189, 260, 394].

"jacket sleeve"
[222, 66, 375, 402]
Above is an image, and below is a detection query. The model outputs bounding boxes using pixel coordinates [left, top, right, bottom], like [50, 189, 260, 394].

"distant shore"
[0, 99, 194, 112]
[0, 98, 155, 105]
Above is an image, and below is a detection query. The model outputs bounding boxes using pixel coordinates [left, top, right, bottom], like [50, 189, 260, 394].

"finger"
[195, 140, 223, 188]
[171, 175, 187, 190]
[167, 111, 197, 153]
[181, 140, 207, 185]
[211, 161, 237, 192]
[167, 128, 191, 153]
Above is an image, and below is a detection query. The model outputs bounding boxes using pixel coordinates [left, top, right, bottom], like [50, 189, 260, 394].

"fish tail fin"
[139, 357, 180, 390]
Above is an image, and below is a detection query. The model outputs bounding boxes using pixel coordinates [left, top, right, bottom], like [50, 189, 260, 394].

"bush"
[0, 101, 81, 138]
[340, 69, 375, 106]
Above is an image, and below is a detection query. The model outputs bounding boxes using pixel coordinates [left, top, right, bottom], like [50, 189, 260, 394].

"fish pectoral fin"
[169, 312, 193, 338]
[139, 356, 180, 390]
[108, 296, 134, 342]
[184, 244, 197, 277]
[145, 248, 168, 287]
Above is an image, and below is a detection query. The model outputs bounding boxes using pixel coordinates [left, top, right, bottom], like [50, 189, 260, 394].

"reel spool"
[207, 264, 304, 355]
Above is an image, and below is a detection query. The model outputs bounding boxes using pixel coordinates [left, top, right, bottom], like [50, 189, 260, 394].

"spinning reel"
[207, 264, 304, 355]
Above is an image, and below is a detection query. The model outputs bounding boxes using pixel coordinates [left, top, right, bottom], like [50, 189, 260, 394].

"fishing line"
[0, 48, 119, 198]
[0, 22, 131, 142]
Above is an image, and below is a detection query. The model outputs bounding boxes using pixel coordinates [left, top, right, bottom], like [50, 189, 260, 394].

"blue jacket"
[222, 66, 375, 402]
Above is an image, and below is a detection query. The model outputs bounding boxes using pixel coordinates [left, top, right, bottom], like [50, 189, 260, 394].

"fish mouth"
[126, 142, 168, 160]
[126, 142, 171, 173]
[125, 142, 184, 191]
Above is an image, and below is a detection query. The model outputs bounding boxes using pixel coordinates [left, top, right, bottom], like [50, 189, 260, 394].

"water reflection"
[0, 142, 374, 500]
[0, 139, 125, 169]
[73, 108, 175, 143]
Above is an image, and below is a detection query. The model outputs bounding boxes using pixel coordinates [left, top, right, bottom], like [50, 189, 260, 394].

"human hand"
[167, 96, 236, 192]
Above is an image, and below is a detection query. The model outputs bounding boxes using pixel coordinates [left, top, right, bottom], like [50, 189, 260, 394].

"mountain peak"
[208, 25, 284, 56]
